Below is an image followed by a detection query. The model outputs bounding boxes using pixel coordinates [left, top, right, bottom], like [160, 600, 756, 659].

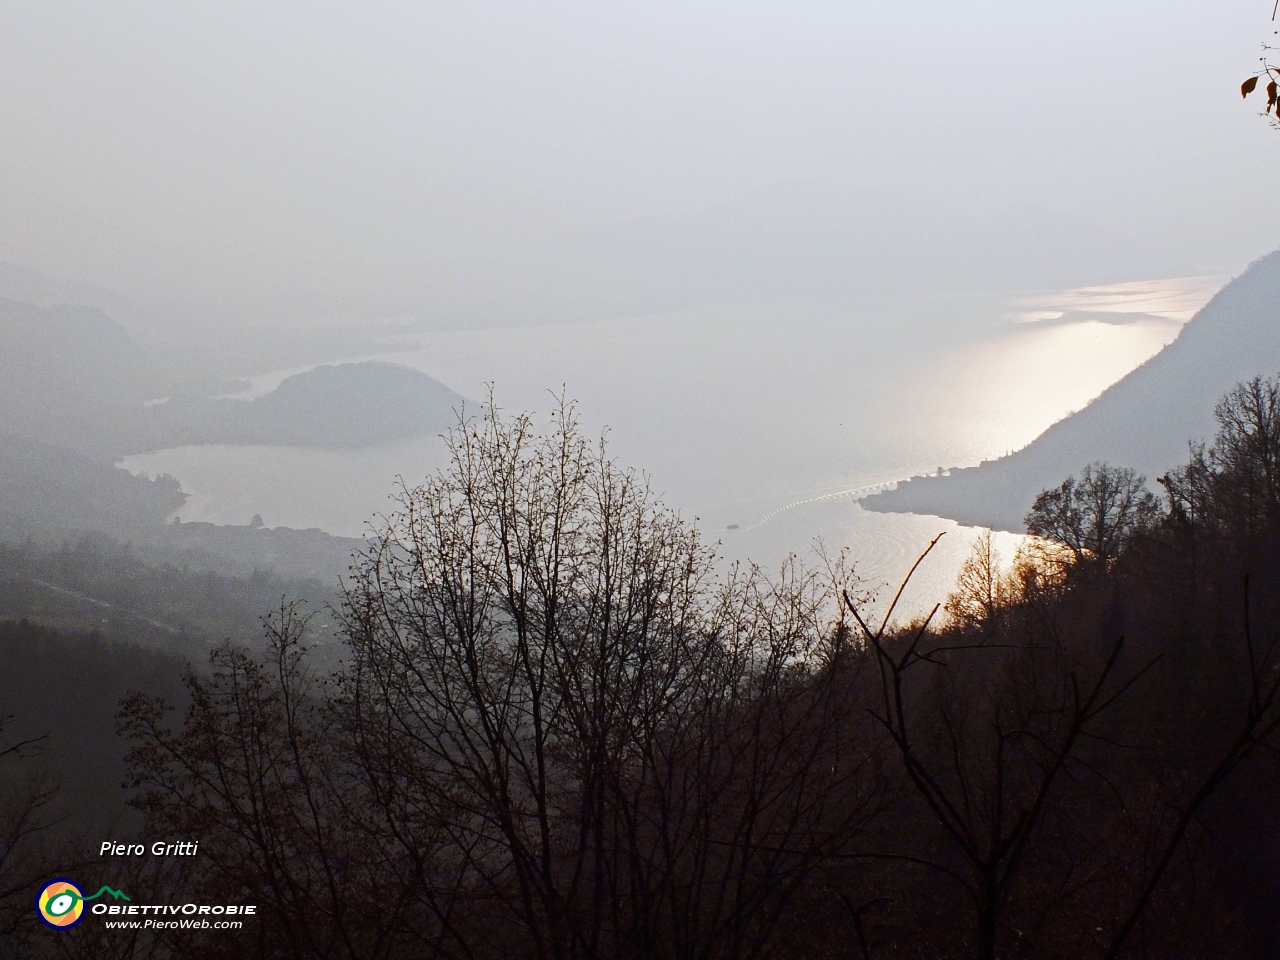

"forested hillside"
[0, 434, 360, 582]
[6, 392, 1280, 958]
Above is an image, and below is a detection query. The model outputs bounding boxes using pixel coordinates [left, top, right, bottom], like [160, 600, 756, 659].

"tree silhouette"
[1024, 463, 1160, 566]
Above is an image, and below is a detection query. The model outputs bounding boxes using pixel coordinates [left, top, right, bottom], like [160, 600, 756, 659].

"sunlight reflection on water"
[121, 277, 1222, 620]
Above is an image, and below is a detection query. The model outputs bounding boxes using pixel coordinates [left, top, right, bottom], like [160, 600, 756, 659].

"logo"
[36, 879, 130, 929]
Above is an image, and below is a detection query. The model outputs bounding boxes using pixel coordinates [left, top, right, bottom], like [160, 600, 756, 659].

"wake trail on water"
[740, 478, 906, 532]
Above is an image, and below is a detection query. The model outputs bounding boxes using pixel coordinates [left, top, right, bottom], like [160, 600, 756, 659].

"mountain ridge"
[864, 248, 1280, 531]
[0, 296, 464, 457]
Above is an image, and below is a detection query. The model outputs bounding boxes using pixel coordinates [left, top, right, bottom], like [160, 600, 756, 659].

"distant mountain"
[0, 298, 165, 456]
[0, 260, 153, 335]
[139, 361, 465, 449]
[864, 249, 1280, 531]
[0, 296, 463, 455]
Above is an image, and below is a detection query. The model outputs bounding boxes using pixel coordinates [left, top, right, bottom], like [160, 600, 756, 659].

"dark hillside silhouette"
[44, 389, 1274, 959]
[0, 620, 188, 834]
[0, 537, 344, 648]
[867, 248, 1280, 530]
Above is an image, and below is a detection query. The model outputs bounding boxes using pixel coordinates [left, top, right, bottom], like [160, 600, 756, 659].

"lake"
[123, 276, 1221, 619]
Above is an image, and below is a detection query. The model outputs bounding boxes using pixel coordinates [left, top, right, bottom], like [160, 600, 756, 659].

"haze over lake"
[123, 274, 1219, 612]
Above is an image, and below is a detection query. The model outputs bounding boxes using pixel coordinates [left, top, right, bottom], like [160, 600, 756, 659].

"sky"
[0, 2, 1276, 329]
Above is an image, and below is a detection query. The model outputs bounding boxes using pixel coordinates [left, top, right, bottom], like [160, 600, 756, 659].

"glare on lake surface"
[122, 276, 1222, 619]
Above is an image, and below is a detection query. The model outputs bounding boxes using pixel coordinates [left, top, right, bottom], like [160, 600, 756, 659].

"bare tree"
[338, 395, 879, 960]
[115, 384, 1280, 958]
[1163, 376, 1280, 547]
[121, 603, 428, 960]
[0, 715, 63, 951]
[845, 538, 1161, 960]
[944, 530, 1003, 628]
[844, 537, 1280, 960]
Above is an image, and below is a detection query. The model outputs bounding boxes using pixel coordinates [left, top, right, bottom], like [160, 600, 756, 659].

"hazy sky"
[0, 1, 1275, 327]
